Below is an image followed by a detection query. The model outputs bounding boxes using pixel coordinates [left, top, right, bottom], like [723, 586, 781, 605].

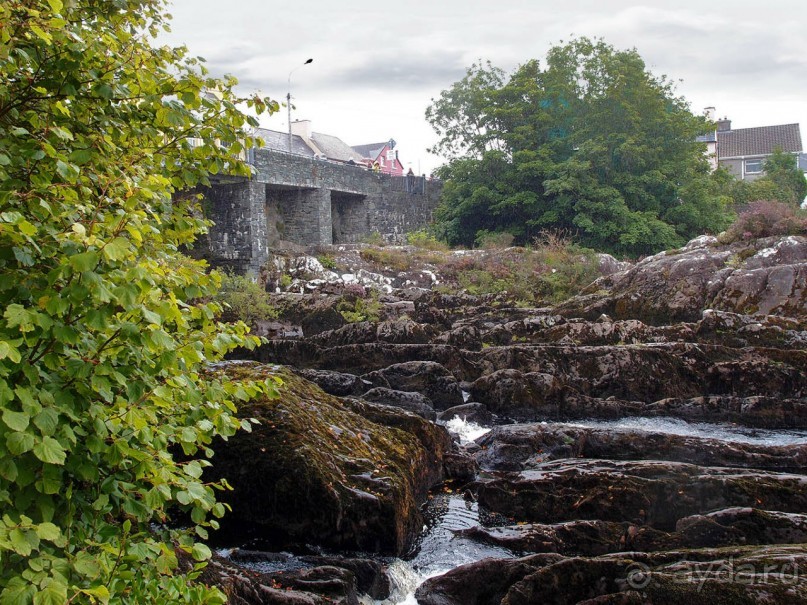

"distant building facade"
[351, 140, 404, 176]
[254, 121, 407, 177]
[700, 109, 804, 181]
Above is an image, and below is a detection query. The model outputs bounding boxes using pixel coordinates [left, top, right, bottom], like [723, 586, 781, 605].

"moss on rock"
[206, 362, 451, 555]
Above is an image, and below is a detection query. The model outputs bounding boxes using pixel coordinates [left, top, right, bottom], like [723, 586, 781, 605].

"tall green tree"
[0, 1, 276, 602]
[430, 38, 734, 256]
[754, 148, 807, 205]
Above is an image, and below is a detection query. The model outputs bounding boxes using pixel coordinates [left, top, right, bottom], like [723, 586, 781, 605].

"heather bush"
[719, 200, 807, 244]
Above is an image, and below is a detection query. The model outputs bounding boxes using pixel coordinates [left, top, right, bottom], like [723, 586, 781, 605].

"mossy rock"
[206, 363, 452, 555]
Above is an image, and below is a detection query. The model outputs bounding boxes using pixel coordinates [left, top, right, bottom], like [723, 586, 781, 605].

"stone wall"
[202, 150, 443, 273]
[253, 149, 380, 196]
[201, 180, 267, 274]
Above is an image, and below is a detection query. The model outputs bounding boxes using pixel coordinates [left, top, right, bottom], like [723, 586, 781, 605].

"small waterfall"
[361, 492, 515, 604]
[443, 416, 491, 444]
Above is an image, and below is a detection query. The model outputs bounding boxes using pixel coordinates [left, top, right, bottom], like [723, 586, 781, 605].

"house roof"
[718, 123, 803, 158]
[351, 142, 387, 160]
[310, 132, 358, 162]
[254, 128, 315, 157]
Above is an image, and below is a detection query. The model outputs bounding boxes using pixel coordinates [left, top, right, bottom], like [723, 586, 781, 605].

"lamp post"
[287, 58, 313, 153]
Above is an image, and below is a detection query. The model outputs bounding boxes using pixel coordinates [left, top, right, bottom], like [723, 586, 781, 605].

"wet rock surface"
[206, 364, 453, 556]
[212, 236, 807, 603]
[475, 423, 807, 472]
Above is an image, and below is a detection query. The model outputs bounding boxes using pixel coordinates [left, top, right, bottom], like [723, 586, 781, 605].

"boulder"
[557, 235, 807, 323]
[205, 363, 451, 555]
[376, 319, 436, 344]
[457, 508, 807, 556]
[362, 361, 464, 410]
[361, 387, 436, 420]
[227, 551, 391, 600]
[414, 554, 564, 605]
[437, 402, 493, 425]
[474, 343, 807, 409]
[189, 553, 362, 605]
[295, 369, 367, 396]
[308, 321, 378, 347]
[469, 369, 562, 419]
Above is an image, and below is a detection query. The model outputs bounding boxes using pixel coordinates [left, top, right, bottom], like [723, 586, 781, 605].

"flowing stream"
[554, 416, 807, 447]
[360, 491, 516, 604]
[360, 415, 807, 603]
[228, 416, 807, 604]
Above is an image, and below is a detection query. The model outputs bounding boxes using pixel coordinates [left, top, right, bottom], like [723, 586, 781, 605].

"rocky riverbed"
[202, 234, 807, 604]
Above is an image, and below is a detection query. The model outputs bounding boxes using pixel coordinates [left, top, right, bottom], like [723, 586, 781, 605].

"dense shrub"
[0, 1, 277, 602]
[719, 200, 807, 244]
[216, 274, 279, 325]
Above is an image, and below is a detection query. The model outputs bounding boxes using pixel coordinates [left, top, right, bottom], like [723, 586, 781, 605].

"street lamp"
[287, 58, 313, 153]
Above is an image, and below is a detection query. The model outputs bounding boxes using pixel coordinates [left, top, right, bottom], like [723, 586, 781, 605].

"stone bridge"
[201, 148, 442, 274]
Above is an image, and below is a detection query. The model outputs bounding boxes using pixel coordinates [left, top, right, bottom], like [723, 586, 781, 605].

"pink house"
[351, 140, 404, 176]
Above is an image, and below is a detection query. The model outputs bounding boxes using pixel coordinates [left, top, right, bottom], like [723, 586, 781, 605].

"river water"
[359, 415, 807, 604]
[228, 415, 807, 604]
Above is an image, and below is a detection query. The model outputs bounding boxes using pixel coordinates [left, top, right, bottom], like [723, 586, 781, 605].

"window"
[745, 159, 763, 174]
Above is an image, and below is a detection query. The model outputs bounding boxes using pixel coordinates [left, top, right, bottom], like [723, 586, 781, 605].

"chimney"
[717, 118, 732, 132]
[704, 106, 716, 121]
[290, 119, 312, 141]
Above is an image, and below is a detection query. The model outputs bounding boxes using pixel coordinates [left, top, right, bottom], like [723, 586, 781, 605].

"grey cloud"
[322, 51, 467, 91]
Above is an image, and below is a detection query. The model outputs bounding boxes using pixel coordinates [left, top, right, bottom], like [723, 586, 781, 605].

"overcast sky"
[162, 0, 807, 174]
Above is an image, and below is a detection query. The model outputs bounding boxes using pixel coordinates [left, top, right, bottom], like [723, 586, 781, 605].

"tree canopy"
[0, 1, 276, 602]
[428, 38, 735, 256]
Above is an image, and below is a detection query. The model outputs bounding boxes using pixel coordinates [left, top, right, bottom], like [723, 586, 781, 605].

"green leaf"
[73, 552, 101, 578]
[55, 160, 78, 182]
[141, 307, 162, 326]
[32, 580, 67, 605]
[29, 25, 53, 45]
[7, 432, 35, 455]
[79, 586, 108, 602]
[18, 221, 37, 237]
[2, 409, 29, 432]
[69, 251, 98, 272]
[68, 149, 92, 165]
[101, 237, 130, 261]
[0, 459, 18, 482]
[4, 304, 34, 332]
[47, 0, 64, 14]
[0, 576, 36, 605]
[35, 522, 60, 541]
[33, 409, 59, 436]
[9, 528, 34, 556]
[191, 542, 211, 561]
[0, 341, 22, 363]
[33, 437, 67, 465]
